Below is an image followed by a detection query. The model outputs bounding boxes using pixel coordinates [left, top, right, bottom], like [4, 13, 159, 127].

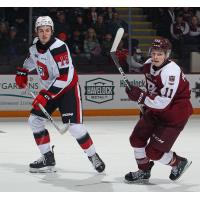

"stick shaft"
[27, 88, 69, 134]
[110, 28, 144, 114]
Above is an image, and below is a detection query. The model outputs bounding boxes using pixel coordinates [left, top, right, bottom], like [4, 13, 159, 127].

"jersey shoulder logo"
[169, 76, 175, 85]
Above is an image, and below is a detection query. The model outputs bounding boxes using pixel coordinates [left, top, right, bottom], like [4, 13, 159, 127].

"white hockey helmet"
[35, 16, 54, 32]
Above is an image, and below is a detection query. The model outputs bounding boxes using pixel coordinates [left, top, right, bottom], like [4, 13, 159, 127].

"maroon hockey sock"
[169, 152, 184, 167]
[136, 157, 151, 171]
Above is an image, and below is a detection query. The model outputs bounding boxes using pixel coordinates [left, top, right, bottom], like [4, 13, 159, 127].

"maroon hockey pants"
[129, 116, 189, 160]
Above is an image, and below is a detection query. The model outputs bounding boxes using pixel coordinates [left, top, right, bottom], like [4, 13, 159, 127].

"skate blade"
[124, 178, 150, 185]
[29, 166, 56, 173]
[173, 160, 192, 181]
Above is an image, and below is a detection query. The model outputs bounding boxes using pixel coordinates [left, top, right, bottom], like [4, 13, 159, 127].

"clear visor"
[148, 47, 171, 58]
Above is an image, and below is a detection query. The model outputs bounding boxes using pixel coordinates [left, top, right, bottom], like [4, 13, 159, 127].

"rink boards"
[0, 74, 200, 117]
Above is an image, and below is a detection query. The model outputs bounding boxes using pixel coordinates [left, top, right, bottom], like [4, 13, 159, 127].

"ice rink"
[0, 115, 199, 192]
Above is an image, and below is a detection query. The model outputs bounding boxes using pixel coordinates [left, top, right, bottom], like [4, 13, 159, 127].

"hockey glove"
[125, 85, 146, 104]
[32, 89, 52, 110]
[15, 67, 29, 89]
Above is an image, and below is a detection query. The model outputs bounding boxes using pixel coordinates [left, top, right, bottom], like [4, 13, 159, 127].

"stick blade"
[110, 28, 124, 52]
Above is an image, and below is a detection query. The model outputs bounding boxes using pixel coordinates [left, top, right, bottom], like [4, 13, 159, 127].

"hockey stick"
[26, 87, 70, 135]
[110, 28, 144, 113]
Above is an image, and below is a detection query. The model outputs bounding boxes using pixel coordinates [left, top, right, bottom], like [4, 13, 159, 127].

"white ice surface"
[0, 116, 199, 192]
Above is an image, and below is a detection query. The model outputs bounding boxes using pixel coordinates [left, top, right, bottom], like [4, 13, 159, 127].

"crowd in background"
[0, 7, 131, 74]
[0, 7, 200, 74]
[144, 7, 200, 72]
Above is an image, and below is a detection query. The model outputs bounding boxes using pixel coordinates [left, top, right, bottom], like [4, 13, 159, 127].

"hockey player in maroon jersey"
[124, 38, 192, 183]
[15, 16, 105, 173]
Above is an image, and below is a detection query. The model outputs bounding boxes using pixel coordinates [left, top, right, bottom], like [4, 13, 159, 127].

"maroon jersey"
[142, 58, 193, 125]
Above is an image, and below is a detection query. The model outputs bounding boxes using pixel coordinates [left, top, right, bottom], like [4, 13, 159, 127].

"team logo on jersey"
[169, 76, 175, 85]
[84, 78, 115, 104]
[36, 60, 49, 80]
[169, 76, 175, 82]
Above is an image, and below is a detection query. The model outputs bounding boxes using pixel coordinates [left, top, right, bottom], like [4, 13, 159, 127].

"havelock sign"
[84, 78, 115, 104]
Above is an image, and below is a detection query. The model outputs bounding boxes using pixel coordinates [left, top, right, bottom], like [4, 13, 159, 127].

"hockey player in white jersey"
[124, 38, 192, 183]
[15, 16, 105, 173]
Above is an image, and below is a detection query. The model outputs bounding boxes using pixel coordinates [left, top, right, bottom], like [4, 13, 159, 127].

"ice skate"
[29, 147, 56, 173]
[88, 153, 105, 173]
[124, 161, 154, 184]
[169, 158, 192, 181]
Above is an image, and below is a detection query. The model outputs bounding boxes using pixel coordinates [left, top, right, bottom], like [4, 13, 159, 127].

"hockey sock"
[33, 129, 51, 154]
[133, 147, 151, 170]
[69, 124, 96, 157]
[136, 157, 151, 171]
[169, 152, 184, 167]
[76, 132, 96, 157]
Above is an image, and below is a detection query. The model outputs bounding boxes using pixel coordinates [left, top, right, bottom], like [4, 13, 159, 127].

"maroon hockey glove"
[32, 90, 52, 110]
[125, 85, 146, 104]
[15, 67, 29, 89]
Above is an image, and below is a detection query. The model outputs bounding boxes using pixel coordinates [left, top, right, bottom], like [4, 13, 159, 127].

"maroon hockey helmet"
[149, 38, 172, 58]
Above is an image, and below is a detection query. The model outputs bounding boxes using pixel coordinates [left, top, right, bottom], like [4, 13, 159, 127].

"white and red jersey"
[23, 37, 78, 98]
[142, 58, 193, 124]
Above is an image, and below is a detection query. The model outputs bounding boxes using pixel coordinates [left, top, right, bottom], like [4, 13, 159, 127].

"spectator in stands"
[195, 8, 200, 21]
[189, 16, 200, 42]
[86, 7, 98, 26]
[0, 21, 9, 39]
[4, 25, 28, 69]
[54, 9, 71, 39]
[167, 7, 176, 23]
[0, 21, 9, 54]
[156, 8, 176, 39]
[68, 29, 84, 56]
[182, 15, 200, 71]
[181, 7, 195, 23]
[7, 26, 28, 56]
[57, 32, 69, 43]
[170, 14, 190, 40]
[72, 15, 88, 37]
[7, 26, 20, 58]
[92, 15, 107, 43]
[126, 48, 144, 73]
[66, 8, 86, 25]
[5, 8, 28, 39]
[101, 33, 113, 57]
[97, 8, 107, 18]
[83, 27, 101, 60]
[104, 8, 116, 23]
[107, 12, 128, 38]
[170, 14, 189, 58]
[115, 39, 129, 72]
